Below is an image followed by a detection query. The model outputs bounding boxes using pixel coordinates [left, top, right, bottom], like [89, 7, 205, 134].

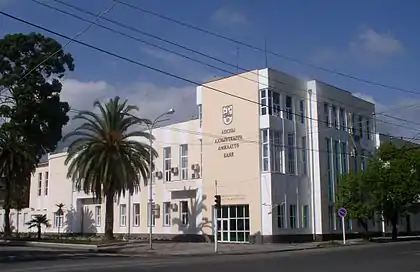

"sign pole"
[337, 207, 347, 245]
[214, 180, 218, 253]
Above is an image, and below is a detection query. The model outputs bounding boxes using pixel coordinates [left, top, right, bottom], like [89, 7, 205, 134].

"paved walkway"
[119, 239, 365, 256]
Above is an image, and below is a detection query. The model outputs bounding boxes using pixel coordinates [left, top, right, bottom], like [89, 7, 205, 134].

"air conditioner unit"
[171, 167, 179, 176]
[154, 203, 160, 211]
[155, 171, 163, 179]
[171, 203, 178, 211]
[191, 163, 200, 171]
[192, 173, 200, 179]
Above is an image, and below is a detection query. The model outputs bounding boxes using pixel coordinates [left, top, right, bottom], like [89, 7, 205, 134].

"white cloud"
[210, 7, 247, 26]
[311, 27, 404, 66]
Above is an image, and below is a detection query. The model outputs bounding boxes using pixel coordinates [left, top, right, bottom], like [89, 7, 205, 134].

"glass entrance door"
[216, 205, 250, 243]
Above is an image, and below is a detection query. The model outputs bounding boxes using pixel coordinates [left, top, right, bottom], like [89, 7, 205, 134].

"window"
[261, 129, 269, 172]
[324, 103, 330, 127]
[44, 171, 49, 196]
[147, 202, 155, 226]
[95, 206, 101, 227]
[349, 112, 355, 134]
[299, 100, 305, 124]
[54, 212, 63, 228]
[38, 173, 42, 196]
[301, 136, 307, 175]
[333, 140, 341, 179]
[302, 205, 309, 228]
[341, 142, 348, 174]
[332, 105, 338, 129]
[119, 204, 126, 227]
[358, 115, 363, 138]
[289, 204, 297, 229]
[340, 108, 346, 131]
[180, 144, 188, 180]
[163, 147, 171, 182]
[198, 104, 202, 128]
[271, 129, 282, 173]
[259, 89, 281, 117]
[326, 138, 334, 203]
[287, 133, 296, 174]
[328, 204, 336, 231]
[163, 202, 171, 226]
[285, 96, 293, 120]
[180, 201, 189, 225]
[23, 213, 28, 225]
[353, 149, 358, 173]
[260, 89, 267, 115]
[366, 119, 371, 140]
[132, 203, 140, 227]
[361, 150, 366, 170]
[277, 203, 285, 228]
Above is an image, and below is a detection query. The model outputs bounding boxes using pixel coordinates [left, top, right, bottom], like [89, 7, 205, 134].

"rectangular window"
[324, 103, 330, 127]
[271, 130, 282, 173]
[302, 205, 309, 228]
[180, 144, 188, 180]
[163, 202, 171, 226]
[54, 212, 63, 228]
[147, 202, 155, 227]
[95, 205, 101, 227]
[180, 201, 189, 225]
[333, 140, 341, 178]
[277, 203, 285, 228]
[133, 203, 140, 227]
[267, 90, 273, 115]
[326, 138, 334, 203]
[261, 129, 269, 172]
[163, 147, 171, 182]
[329, 204, 336, 230]
[44, 171, 49, 196]
[353, 149, 359, 173]
[341, 142, 348, 174]
[340, 108, 346, 131]
[366, 119, 371, 140]
[38, 173, 42, 196]
[332, 105, 338, 129]
[120, 204, 127, 227]
[287, 133, 296, 174]
[349, 112, 355, 134]
[299, 99, 305, 124]
[272, 92, 281, 117]
[358, 115, 363, 138]
[361, 150, 366, 170]
[260, 89, 267, 115]
[285, 96, 293, 120]
[289, 204, 297, 229]
[301, 136, 307, 175]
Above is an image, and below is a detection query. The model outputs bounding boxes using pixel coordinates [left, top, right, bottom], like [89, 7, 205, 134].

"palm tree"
[26, 214, 51, 240]
[0, 128, 37, 237]
[56, 203, 65, 238]
[64, 96, 156, 240]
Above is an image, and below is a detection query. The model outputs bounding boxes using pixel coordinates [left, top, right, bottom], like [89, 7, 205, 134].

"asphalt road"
[2, 241, 420, 271]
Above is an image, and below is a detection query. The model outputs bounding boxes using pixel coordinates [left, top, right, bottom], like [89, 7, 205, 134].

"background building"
[2, 68, 418, 242]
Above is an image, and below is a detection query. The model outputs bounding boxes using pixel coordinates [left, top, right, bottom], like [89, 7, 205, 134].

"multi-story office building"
[1, 68, 411, 242]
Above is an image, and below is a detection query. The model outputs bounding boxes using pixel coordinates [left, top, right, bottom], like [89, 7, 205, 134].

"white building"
[0, 68, 417, 242]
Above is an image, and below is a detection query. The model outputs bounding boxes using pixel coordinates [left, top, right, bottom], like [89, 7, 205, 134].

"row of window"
[260, 129, 308, 175]
[37, 171, 49, 196]
[323, 102, 371, 139]
[162, 144, 189, 182]
[259, 89, 306, 124]
[277, 204, 309, 229]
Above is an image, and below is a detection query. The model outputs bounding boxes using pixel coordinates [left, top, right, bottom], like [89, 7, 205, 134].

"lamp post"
[145, 109, 175, 250]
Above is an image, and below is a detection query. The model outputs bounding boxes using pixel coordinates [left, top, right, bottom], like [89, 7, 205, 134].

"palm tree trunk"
[37, 224, 41, 240]
[104, 194, 114, 241]
[3, 178, 11, 237]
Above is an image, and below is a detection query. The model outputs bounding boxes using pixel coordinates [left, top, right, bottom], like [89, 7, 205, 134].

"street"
[2, 241, 420, 271]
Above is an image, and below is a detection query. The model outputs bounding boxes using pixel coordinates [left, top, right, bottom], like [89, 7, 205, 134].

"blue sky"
[1, 0, 420, 137]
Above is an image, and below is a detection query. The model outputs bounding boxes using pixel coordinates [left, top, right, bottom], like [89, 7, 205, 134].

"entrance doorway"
[217, 205, 250, 243]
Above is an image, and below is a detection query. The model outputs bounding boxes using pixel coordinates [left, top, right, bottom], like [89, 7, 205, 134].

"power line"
[115, 0, 420, 96]
[36, 0, 420, 127]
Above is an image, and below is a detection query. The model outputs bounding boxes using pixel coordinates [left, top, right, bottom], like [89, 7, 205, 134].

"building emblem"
[222, 105, 233, 125]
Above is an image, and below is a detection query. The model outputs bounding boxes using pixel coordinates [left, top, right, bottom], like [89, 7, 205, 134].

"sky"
[1, 0, 420, 142]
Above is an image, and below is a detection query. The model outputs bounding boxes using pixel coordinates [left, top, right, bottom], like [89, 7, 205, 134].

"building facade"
[2, 68, 415, 242]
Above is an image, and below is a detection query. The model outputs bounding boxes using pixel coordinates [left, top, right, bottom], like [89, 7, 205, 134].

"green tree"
[0, 129, 37, 237]
[336, 172, 375, 235]
[0, 33, 73, 236]
[26, 214, 51, 240]
[64, 96, 156, 240]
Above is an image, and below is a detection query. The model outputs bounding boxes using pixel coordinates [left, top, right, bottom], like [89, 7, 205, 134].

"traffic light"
[214, 194, 221, 209]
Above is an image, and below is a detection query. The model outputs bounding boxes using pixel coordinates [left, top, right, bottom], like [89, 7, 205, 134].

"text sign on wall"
[214, 128, 243, 158]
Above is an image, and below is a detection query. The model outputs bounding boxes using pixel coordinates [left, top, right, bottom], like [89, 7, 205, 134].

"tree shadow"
[171, 190, 212, 242]
[64, 206, 96, 235]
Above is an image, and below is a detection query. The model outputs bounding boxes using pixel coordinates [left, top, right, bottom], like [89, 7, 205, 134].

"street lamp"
[146, 108, 175, 250]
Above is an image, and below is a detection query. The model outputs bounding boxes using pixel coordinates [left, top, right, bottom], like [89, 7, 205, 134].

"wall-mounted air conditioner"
[171, 167, 179, 176]
[154, 171, 163, 179]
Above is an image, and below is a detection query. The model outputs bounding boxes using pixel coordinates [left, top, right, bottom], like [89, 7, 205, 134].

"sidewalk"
[119, 239, 366, 257]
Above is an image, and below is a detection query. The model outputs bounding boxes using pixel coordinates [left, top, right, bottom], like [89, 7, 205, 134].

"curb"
[0, 240, 98, 251]
[0, 252, 130, 263]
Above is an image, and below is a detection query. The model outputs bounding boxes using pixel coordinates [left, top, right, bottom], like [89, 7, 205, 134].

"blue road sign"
[338, 207, 347, 218]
